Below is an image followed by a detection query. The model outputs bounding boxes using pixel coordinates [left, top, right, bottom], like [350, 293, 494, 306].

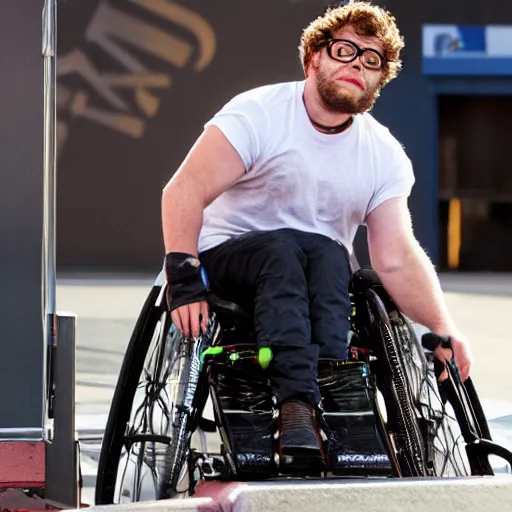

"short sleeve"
[204, 95, 268, 172]
[365, 138, 415, 219]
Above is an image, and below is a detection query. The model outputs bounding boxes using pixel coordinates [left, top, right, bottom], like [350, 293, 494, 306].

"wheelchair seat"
[207, 293, 251, 324]
[208, 268, 385, 324]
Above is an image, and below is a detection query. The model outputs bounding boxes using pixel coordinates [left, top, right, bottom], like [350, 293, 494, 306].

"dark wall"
[364, 0, 512, 264]
[56, 0, 512, 271]
[0, 1, 45, 427]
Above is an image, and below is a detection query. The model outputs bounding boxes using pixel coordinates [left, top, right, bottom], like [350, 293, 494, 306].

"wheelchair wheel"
[95, 283, 208, 504]
[352, 270, 508, 478]
[95, 284, 164, 504]
[368, 289, 473, 477]
[389, 311, 471, 477]
[365, 288, 429, 477]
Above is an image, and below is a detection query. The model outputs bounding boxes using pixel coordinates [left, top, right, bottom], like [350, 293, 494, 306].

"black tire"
[95, 285, 164, 505]
[366, 288, 429, 476]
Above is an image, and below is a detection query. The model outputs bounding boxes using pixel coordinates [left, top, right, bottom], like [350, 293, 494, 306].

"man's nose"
[350, 57, 362, 71]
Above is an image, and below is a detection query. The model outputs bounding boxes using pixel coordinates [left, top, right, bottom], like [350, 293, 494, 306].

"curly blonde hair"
[299, 1, 404, 86]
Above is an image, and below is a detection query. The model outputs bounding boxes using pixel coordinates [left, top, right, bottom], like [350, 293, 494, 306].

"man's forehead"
[332, 26, 383, 52]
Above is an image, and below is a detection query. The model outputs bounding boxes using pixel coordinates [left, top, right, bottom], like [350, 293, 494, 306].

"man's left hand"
[433, 329, 473, 382]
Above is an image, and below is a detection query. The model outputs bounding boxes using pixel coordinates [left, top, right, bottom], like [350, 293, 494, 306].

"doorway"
[437, 94, 512, 271]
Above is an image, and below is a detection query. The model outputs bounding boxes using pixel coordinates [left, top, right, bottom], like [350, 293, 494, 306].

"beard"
[315, 66, 381, 115]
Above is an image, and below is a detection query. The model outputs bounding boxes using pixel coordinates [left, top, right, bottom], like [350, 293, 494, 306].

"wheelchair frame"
[94, 269, 512, 505]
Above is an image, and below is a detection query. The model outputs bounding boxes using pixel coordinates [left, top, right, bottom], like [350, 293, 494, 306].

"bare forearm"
[374, 242, 456, 334]
[161, 180, 204, 256]
[366, 198, 471, 379]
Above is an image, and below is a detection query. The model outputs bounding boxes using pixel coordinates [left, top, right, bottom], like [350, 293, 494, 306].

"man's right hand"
[170, 300, 209, 339]
[164, 252, 210, 338]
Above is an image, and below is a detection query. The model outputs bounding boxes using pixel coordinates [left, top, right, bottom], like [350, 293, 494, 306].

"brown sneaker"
[278, 399, 325, 474]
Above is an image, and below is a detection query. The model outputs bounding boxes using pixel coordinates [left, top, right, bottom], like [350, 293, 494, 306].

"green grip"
[258, 347, 273, 369]
[200, 346, 224, 363]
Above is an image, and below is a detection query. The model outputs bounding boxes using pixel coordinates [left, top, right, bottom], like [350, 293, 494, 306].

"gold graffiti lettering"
[56, 0, 217, 145]
[131, 0, 216, 71]
[70, 92, 145, 138]
[58, 49, 172, 118]
[87, 1, 193, 71]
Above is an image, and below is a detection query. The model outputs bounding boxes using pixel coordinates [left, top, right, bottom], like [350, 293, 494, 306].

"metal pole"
[42, 0, 57, 436]
[42, 2, 80, 503]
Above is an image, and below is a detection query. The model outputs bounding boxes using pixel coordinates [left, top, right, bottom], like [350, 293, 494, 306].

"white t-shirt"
[198, 80, 414, 254]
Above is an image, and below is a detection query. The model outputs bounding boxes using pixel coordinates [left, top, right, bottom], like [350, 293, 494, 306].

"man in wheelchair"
[161, 1, 472, 473]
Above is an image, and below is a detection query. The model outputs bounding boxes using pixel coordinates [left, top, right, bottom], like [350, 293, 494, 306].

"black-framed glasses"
[325, 39, 386, 70]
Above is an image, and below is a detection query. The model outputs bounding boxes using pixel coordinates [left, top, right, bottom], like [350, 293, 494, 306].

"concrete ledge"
[76, 477, 512, 512]
[217, 477, 512, 512]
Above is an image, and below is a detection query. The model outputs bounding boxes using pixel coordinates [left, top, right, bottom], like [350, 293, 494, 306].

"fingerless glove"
[164, 252, 209, 311]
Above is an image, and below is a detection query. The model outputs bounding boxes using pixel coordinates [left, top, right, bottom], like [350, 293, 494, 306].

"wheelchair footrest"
[208, 353, 277, 479]
[318, 361, 393, 476]
[220, 410, 276, 476]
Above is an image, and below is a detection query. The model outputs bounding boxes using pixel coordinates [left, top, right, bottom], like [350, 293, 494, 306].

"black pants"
[200, 228, 352, 406]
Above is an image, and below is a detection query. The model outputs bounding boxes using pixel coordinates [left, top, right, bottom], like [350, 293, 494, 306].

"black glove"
[164, 252, 209, 312]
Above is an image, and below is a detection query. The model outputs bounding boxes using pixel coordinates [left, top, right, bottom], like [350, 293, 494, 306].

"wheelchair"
[94, 267, 512, 505]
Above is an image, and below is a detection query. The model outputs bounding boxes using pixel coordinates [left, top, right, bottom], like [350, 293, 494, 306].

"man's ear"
[307, 52, 320, 76]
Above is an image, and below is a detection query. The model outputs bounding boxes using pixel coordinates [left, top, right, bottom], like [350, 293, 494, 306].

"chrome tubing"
[42, 0, 57, 439]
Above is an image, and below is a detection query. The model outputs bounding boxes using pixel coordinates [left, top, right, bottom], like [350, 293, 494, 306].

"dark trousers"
[200, 228, 352, 405]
